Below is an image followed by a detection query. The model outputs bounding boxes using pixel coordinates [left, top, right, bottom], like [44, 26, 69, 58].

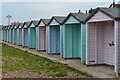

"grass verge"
[2, 43, 92, 77]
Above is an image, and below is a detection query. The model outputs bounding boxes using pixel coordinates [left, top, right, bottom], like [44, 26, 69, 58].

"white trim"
[115, 20, 118, 73]
[95, 23, 97, 64]
[86, 22, 89, 64]
[46, 26, 48, 50]
[38, 27, 40, 50]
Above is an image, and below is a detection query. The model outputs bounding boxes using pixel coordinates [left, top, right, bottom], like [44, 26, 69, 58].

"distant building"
[109, 1, 120, 8]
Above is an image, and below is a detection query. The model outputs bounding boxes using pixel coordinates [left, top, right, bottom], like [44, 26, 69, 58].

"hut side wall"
[17, 29, 19, 45]
[22, 28, 24, 46]
[3, 29, 5, 41]
[7, 29, 9, 42]
[14, 28, 18, 44]
[5, 29, 7, 42]
[13, 29, 15, 44]
[46, 26, 48, 51]
[11, 29, 13, 43]
[60, 25, 63, 57]
[115, 20, 120, 74]
[0, 27, 2, 41]
[48, 25, 50, 53]
[8, 29, 11, 42]
[36, 27, 38, 50]
[81, 23, 86, 64]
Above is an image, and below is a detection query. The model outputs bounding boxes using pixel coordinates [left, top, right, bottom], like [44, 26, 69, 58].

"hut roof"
[63, 12, 89, 24]
[17, 23, 24, 28]
[23, 21, 31, 28]
[48, 16, 66, 25]
[85, 8, 120, 22]
[40, 19, 50, 26]
[19, 23, 24, 27]
[30, 20, 39, 27]
[15, 22, 20, 28]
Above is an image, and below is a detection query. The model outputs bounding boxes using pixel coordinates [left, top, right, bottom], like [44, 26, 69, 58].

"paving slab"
[2, 42, 119, 78]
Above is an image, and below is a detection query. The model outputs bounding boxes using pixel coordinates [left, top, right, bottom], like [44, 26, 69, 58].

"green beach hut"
[13, 23, 19, 44]
[28, 20, 39, 49]
[62, 12, 89, 64]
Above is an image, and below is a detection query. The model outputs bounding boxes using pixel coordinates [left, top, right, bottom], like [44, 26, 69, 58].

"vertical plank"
[81, 23, 86, 64]
[115, 20, 120, 75]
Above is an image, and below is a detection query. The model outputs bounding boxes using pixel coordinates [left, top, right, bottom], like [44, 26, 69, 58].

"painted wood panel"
[0, 28, 2, 41]
[103, 21, 115, 65]
[2, 29, 4, 41]
[4, 29, 6, 41]
[13, 28, 18, 44]
[60, 25, 64, 57]
[96, 22, 104, 64]
[22, 28, 28, 47]
[7, 29, 9, 42]
[30, 23, 35, 27]
[81, 23, 86, 64]
[5, 29, 7, 42]
[50, 19, 59, 25]
[86, 21, 115, 65]
[115, 20, 120, 74]
[38, 26, 46, 50]
[11, 29, 14, 43]
[8, 29, 11, 42]
[63, 24, 81, 58]
[48, 25, 60, 54]
[48, 26, 50, 53]
[3, 29, 5, 41]
[88, 11, 113, 22]
[8, 29, 10, 42]
[65, 16, 79, 24]
[28, 27, 36, 48]
[6, 29, 8, 42]
[17, 28, 19, 45]
[117, 20, 120, 74]
[39, 21, 45, 26]
[18, 28, 22, 45]
[36, 27, 38, 50]
[22, 28, 24, 46]
[46, 26, 48, 51]
[86, 23, 97, 64]
[48, 18, 63, 54]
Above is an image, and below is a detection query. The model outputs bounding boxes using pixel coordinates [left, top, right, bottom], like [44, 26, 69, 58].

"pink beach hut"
[37, 19, 50, 51]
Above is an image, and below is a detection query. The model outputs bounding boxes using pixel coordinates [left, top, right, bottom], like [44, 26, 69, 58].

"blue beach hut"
[47, 16, 66, 54]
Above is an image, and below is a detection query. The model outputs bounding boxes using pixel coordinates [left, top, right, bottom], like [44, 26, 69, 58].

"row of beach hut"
[2, 7, 120, 75]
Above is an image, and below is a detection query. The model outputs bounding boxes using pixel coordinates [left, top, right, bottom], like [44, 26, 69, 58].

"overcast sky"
[1, 0, 120, 25]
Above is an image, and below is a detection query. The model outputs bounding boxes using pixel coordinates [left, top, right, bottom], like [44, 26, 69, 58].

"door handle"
[109, 41, 114, 47]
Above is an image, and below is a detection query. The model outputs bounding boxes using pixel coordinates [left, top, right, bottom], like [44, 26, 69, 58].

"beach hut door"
[105, 22, 115, 66]
[110, 25, 115, 66]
